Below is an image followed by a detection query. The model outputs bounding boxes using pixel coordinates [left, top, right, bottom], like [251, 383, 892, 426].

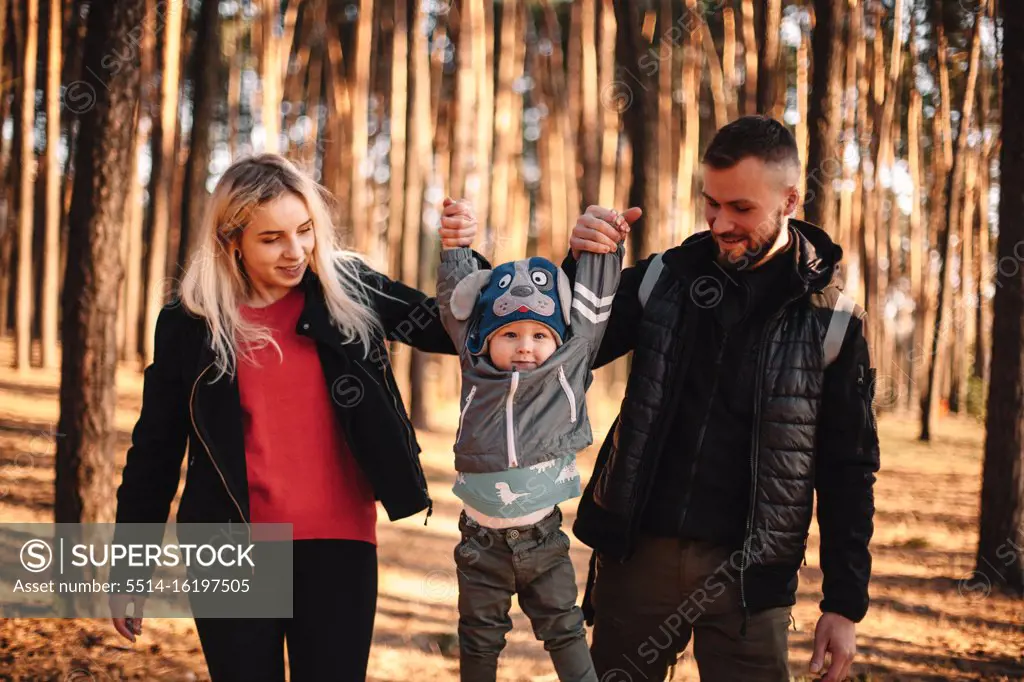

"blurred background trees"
[0, 0, 1018, 594]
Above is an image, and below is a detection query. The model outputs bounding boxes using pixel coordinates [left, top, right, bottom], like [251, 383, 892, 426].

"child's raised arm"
[568, 237, 625, 366]
[437, 198, 486, 353]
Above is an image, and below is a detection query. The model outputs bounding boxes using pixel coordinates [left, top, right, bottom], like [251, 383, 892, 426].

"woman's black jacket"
[114, 256, 487, 540]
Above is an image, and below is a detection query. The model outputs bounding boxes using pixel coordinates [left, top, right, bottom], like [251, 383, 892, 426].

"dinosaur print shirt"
[453, 454, 582, 521]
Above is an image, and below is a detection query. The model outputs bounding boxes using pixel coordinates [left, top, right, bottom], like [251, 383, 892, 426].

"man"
[563, 116, 879, 681]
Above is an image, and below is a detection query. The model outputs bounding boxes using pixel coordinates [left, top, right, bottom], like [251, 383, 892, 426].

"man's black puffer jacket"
[563, 220, 880, 624]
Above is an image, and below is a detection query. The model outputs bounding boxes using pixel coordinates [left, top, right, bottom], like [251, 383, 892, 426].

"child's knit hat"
[456, 257, 572, 356]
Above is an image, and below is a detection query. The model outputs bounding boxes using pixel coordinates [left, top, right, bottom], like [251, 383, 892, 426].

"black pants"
[194, 539, 377, 682]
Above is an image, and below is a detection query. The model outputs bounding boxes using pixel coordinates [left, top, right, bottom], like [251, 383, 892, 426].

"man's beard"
[715, 209, 785, 271]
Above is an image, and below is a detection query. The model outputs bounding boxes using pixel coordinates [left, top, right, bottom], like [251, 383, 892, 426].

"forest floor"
[0, 340, 1022, 681]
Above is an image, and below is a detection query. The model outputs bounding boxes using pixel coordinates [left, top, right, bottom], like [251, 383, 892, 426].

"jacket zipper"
[557, 366, 577, 423]
[739, 296, 801, 630]
[740, 330, 769, 628]
[506, 370, 520, 467]
[189, 362, 252, 555]
[676, 330, 729, 533]
[455, 385, 478, 445]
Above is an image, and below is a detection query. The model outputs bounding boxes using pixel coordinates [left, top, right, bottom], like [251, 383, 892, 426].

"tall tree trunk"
[723, 5, 737, 120]
[579, 0, 599, 207]
[614, 1, 649, 256]
[757, 0, 783, 118]
[0, 0, 10, 336]
[473, 0, 494, 234]
[0, 0, 23, 338]
[954, 147, 980, 412]
[56, 0, 87, 308]
[873, 0, 906, 405]
[323, 17, 351, 235]
[225, 17, 240, 157]
[847, 0, 867, 306]
[281, 6, 313, 156]
[655, 0, 673, 252]
[539, 2, 572, 258]
[795, 28, 809, 219]
[543, 4, 578, 252]
[701, 20, 730, 129]
[121, 0, 155, 364]
[805, 0, 845, 234]
[922, 3, 984, 440]
[534, 26, 554, 259]
[179, 0, 221, 266]
[976, 124, 994, 385]
[975, 8, 996, 389]
[908, 18, 925, 410]
[258, 0, 292, 153]
[837, 0, 860, 252]
[489, 0, 523, 263]
[41, 0, 61, 369]
[676, 0, 700, 245]
[164, 5, 190, 279]
[142, 0, 184, 365]
[976, 0, 1024, 595]
[449, 0, 475, 201]
[15, 0, 38, 370]
[597, 0, 617, 209]
[350, 0, 373, 255]
[386, 0, 407, 278]
[502, 3, 528, 262]
[405, 0, 429, 428]
[741, 0, 757, 116]
[56, 0, 144, 527]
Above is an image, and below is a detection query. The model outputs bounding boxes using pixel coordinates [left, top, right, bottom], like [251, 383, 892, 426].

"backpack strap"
[639, 251, 854, 369]
[823, 290, 857, 368]
[638, 252, 665, 309]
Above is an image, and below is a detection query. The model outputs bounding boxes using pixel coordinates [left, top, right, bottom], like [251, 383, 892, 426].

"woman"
[109, 154, 480, 680]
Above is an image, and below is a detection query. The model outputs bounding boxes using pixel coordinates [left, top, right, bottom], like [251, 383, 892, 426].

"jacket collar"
[194, 267, 341, 378]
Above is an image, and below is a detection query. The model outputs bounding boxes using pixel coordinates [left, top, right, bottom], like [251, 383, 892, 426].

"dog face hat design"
[451, 257, 572, 356]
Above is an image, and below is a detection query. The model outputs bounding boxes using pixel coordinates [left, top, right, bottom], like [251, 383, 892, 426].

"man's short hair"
[702, 116, 801, 171]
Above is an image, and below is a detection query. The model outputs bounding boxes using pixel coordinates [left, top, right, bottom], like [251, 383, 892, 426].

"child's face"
[487, 320, 558, 371]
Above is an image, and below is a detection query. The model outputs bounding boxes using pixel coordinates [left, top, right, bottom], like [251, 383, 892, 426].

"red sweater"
[237, 287, 377, 543]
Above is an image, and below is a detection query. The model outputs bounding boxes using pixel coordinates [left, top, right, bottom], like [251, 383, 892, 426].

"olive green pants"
[455, 507, 597, 682]
[590, 536, 791, 682]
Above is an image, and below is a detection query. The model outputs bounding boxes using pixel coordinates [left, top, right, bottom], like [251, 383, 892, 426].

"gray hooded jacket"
[437, 245, 623, 474]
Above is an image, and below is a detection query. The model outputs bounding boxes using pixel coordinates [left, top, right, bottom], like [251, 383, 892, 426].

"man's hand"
[439, 197, 478, 249]
[110, 593, 145, 643]
[569, 205, 642, 260]
[810, 612, 857, 681]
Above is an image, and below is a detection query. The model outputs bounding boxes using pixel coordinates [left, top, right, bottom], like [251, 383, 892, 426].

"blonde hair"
[180, 154, 382, 379]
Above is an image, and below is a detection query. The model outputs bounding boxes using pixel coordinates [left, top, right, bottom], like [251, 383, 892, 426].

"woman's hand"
[569, 205, 642, 260]
[439, 197, 478, 249]
[110, 593, 145, 643]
